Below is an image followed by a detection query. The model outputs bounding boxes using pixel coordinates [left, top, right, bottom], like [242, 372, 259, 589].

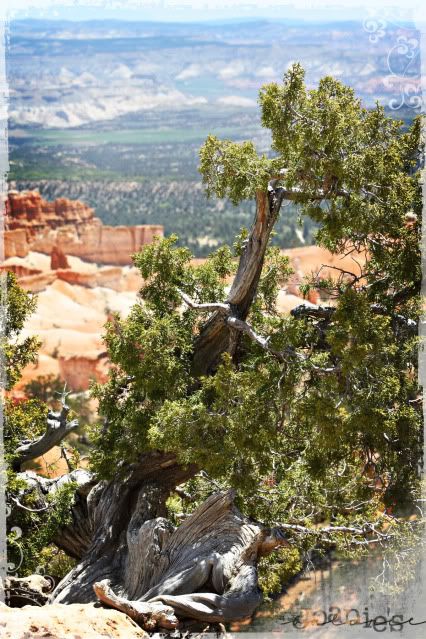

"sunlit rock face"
[0, 601, 148, 638]
[4, 190, 163, 265]
[50, 245, 70, 270]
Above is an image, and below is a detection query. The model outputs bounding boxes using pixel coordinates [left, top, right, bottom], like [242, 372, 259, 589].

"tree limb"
[177, 290, 230, 314]
[291, 302, 417, 333]
[267, 184, 350, 200]
[179, 291, 340, 373]
[13, 388, 79, 470]
[93, 580, 178, 630]
[226, 316, 340, 373]
[273, 518, 400, 547]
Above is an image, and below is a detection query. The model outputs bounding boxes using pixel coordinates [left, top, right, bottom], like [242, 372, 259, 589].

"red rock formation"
[0, 261, 41, 278]
[17, 271, 57, 293]
[6, 190, 93, 228]
[50, 245, 70, 270]
[58, 353, 109, 391]
[3, 190, 163, 265]
[3, 228, 29, 258]
[56, 266, 122, 290]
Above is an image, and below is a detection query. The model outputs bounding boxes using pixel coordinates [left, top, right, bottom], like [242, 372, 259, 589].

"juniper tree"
[5, 65, 423, 627]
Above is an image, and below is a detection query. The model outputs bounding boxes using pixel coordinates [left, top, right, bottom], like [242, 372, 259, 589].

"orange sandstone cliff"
[1, 190, 161, 392]
[4, 190, 163, 265]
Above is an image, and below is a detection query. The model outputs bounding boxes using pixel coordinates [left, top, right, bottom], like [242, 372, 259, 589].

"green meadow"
[24, 125, 253, 147]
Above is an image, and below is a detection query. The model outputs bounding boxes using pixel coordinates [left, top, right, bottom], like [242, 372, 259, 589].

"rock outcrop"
[3, 228, 29, 258]
[51, 245, 70, 270]
[11, 275, 138, 393]
[1, 256, 143, 294]
[4, 575, 52, 607]
[56, 266, 123, 290]
[4, 190, 163, 265]
[0, 601, 147, 638]
[58, 353, 109, 391]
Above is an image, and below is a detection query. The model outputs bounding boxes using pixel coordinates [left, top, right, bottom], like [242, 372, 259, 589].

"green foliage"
[1, 272, 40, 389]
[91, 238, 236, 477]
[3, 274, 49, 468]
[36, 546, 76, 580]
[4, 64, 420, 600]
[253, 245, 294, 316]
[91, 65, 422, 596]
[4, 399, 48, 468]
[258, 547, 302, 599]
[199, 136, 271, 204]
[4, 274, 81, 578]
[7, 480, 78, 576]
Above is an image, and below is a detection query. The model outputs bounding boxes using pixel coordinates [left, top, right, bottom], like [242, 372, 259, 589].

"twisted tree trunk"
[192, 188, 283, 376]
[52, 487, 288, 629]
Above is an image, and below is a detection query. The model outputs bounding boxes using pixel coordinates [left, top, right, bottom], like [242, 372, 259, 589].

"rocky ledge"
[0, 601, 148, 638]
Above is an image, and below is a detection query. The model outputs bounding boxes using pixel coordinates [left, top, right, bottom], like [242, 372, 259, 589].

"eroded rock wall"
[4, 190, 163, 265]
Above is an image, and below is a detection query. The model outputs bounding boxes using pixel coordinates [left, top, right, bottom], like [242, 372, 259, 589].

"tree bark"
[191, 188, 283, 376]
[51, 453, 196, 604]
[52, 489, 288, 629]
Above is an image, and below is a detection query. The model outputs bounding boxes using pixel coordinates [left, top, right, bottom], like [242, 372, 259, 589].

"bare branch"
[267, 169, 351, 201]
[226, 316, 271, 351]
[274, 518, 398, 547]
[10, 496, 50, 513]
[319, 263, 364, 283]
[266, 184, 350, 201]
[13, 392, 79, 469]
[178, 289, 230, 314]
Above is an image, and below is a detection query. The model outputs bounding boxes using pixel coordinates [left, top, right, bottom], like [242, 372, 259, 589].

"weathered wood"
[93, 580, 178, 630]
[191, 188, 281, 376]
[52, 490, 289, 628]
[51, 453, 196, 605]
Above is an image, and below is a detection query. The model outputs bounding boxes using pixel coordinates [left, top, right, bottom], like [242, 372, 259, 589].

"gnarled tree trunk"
[52, 487, 288, 629]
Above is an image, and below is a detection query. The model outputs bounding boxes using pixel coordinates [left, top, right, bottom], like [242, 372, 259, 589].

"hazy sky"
[3, 0, 424, 24]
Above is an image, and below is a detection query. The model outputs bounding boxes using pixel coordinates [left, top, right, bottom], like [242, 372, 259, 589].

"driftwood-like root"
[93, 580, 178, 630]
